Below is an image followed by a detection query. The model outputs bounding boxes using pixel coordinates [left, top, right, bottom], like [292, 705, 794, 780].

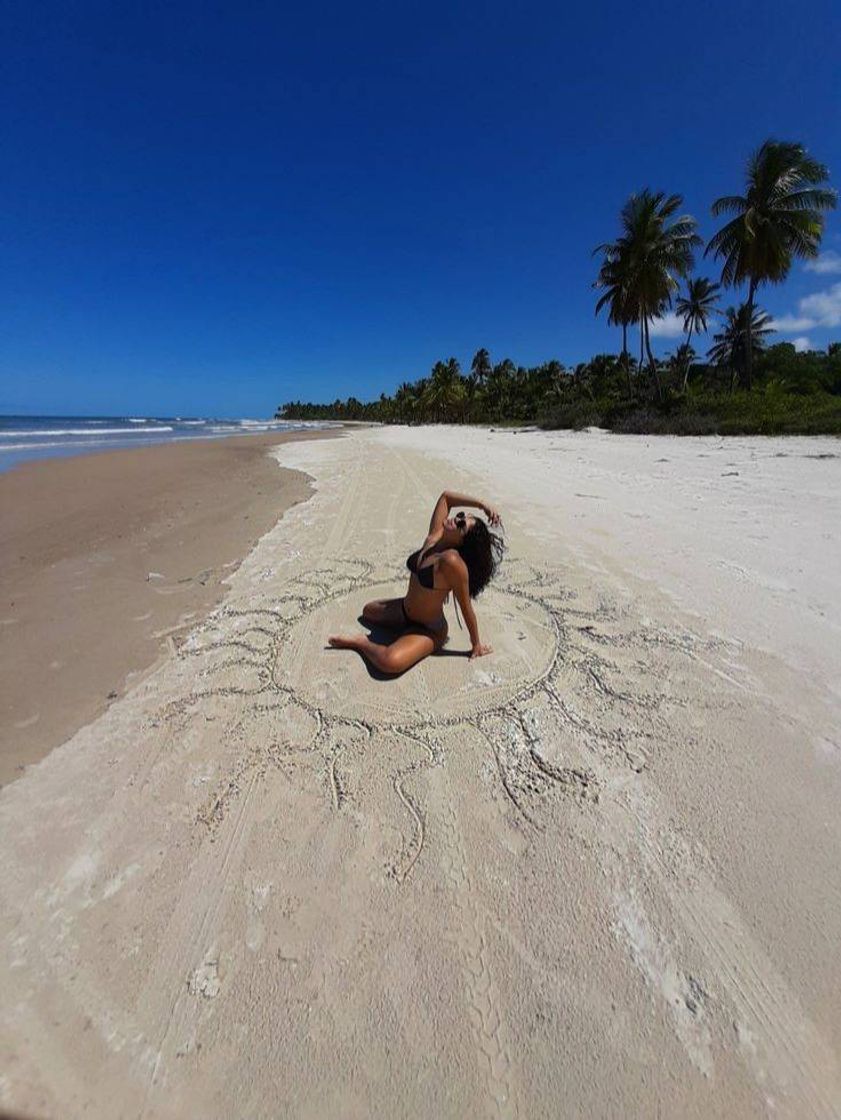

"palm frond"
[776, 217, 821, 259]
[777, 187, 838, 212]
[594, 290, 613, 315]
[705, 216, 743, 258]
[711, 194, 747, 217]
[709, 139, 837, 295]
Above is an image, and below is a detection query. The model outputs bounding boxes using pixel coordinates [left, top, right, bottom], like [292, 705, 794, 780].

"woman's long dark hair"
[458, 517, 504, 598]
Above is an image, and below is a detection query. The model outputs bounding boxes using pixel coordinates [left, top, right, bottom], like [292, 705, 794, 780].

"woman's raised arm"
[428, 490, 499, 533]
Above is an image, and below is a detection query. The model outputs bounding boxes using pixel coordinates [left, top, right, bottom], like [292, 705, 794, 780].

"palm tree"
[706, 139, 836, 389]
[541, 360, 566, 410]
[423, 358, 464, 422]
[413, 377, 430, 423]
[675, 277, 720, 391]
[422, 366, 446, 422]
[665, 343, 695, 385]
[599, 191, 701, 398]
[593, 244, 636, 395]
[443, 357, 465, 422]
[708, 303, 774, 391]
[470, 348, 492, 388]
[394, 381, 416, 423]
[484, 359, 515, 421]
[462, 374, 477, 423]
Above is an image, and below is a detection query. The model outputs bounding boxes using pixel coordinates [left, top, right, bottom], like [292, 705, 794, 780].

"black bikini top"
[407, 545, 436, 590]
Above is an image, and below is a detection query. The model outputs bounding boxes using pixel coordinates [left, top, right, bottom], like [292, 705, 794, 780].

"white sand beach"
[1, 425, 840, 1119]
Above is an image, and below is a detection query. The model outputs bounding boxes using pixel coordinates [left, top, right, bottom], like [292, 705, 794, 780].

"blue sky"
[3, 0, 840, 416]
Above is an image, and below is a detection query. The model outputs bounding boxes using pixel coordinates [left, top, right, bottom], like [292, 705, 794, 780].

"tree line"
[278, 140, 841, 435]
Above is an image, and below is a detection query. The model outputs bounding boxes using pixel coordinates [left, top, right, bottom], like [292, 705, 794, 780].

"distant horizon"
[3, 1, 840, 416]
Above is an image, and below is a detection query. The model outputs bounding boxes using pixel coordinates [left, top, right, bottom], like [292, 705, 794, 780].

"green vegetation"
[278, 140, 839, 436]
[279, 343, 841, 434]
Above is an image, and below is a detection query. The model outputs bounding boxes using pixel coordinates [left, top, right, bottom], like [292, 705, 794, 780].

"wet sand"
[0, 429, 337, 787]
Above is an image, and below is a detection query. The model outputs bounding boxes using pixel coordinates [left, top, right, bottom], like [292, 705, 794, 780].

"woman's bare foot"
[327, 635, 358, 649]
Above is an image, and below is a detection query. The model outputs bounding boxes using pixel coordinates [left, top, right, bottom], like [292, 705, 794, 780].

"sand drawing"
[152, 556, 663, 1109]
[154, 556, 662, 875]
[150, 556, 636, 1118]
[148, 545, 742, 1000]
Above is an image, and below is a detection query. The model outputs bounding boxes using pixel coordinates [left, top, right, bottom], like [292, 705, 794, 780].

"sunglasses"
[454, 511, 468, 530]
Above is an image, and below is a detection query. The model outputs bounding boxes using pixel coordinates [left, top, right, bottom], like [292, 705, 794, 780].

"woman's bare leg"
[360, 597, 405, 628]
[328, 628, 443, 675]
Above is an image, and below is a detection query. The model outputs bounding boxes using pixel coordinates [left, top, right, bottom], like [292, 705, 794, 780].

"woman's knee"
[377, 646, 405, 674]
[362, 599, 383, 620]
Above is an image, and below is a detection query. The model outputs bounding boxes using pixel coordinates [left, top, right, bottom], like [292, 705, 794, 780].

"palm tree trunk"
[644, 318, 662, 400]
[622, 322, 632, 397]
[681, 324, 694, 393]
[745, 278, 757, 391]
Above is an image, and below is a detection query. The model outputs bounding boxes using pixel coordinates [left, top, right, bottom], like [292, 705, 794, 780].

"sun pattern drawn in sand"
[154, 556, 695, 886]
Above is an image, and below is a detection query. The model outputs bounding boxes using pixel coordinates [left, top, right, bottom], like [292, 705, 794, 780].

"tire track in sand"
[439, 777, 516, 1119]
[617, 784, 841, 1119]
[137, 764, 260, 1114]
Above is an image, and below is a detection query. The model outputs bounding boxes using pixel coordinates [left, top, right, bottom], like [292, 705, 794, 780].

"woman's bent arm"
[427, 492, 450, 534]
[444, 491, 501, 527]
[429, 490, 496, 533]
[444, 490, 488, 512]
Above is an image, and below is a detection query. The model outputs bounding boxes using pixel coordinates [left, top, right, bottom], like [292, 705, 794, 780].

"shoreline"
[0, 428, 338, 788]
[0, 417, 337, 476]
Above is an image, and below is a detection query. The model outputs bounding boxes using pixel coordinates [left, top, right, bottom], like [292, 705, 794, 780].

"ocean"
[0, 415, 328, 473]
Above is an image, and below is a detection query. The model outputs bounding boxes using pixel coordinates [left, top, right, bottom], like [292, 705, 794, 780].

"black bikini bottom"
[400, 598, 446, 634]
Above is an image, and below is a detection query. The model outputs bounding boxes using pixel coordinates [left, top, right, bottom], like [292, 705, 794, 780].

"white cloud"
[792, 336, 812, 352]
[769, 281, 841, 340]
[649, 312, 686, 338]
[799, 282, 841, 328]
[769, 314, 816, 331]
[804, 251, 841, 275]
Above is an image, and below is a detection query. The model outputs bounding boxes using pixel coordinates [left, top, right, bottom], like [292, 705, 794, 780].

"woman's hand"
[470, 642, 493, 660]
[483, 504, 501, 527]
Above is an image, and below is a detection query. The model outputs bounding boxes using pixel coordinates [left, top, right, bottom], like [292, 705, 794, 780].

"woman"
[328, 489, 504, 675]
